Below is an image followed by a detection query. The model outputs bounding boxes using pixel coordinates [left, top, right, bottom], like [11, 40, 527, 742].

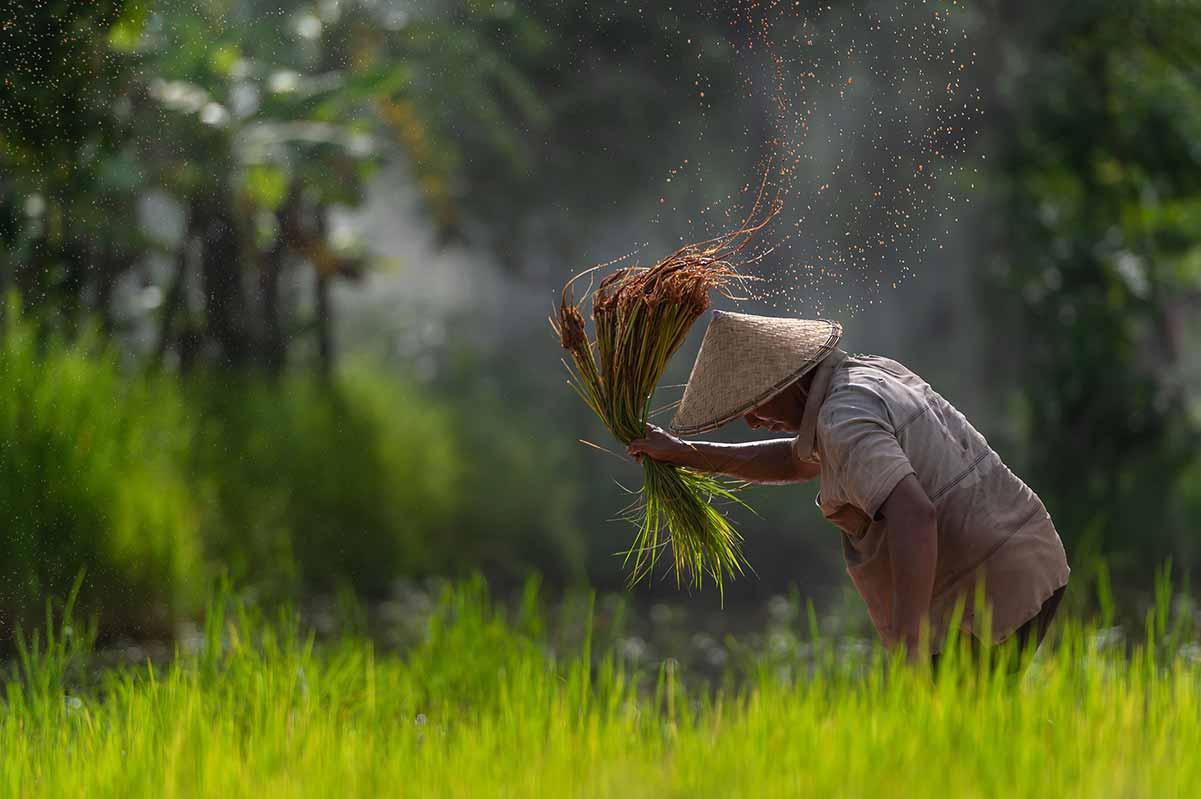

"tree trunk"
[156, 201, 194, 365]
[315, 271, 334, 381]
[259, 244, 286, 377]
[58, 233, 88, 335]
[15, 228, 49, 307]
[258, 188, 301, 377]
[312, 203, 335, 380]
[197, 191, 251, 369]
[94, 244, 119, 337]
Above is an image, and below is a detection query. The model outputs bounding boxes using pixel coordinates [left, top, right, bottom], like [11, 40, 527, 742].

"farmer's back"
[814, 355, 1070, 652]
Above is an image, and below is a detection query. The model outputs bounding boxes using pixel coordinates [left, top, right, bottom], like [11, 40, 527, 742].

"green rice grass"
[5, 580, 1201, 798]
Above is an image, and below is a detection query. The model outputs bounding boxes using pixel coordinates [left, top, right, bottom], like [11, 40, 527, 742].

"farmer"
[627, 312, 1070, 666]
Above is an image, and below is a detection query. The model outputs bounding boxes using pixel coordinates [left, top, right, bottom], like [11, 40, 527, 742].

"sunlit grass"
[3, 580, 1200, 798]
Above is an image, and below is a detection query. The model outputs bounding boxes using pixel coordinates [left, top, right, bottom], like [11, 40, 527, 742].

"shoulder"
[820, 356, 902, 415]
[844, 354, 920, 384]
[818, 378, 894, 433]
[828, 354, 932, 414]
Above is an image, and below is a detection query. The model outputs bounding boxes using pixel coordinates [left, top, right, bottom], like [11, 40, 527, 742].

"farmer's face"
[743, 385, 804, 434]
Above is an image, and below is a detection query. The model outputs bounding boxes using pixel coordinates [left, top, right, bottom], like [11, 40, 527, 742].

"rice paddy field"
[2, 579, 1198, 798]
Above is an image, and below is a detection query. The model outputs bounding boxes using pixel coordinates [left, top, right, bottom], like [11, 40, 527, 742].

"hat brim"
[668, 315, 842, 436]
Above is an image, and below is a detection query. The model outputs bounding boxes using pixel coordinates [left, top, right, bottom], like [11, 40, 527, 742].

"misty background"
[1, 0, 1199, 640]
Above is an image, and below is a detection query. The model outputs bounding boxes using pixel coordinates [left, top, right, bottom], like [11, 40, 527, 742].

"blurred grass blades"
[6, 577, 1201, 796]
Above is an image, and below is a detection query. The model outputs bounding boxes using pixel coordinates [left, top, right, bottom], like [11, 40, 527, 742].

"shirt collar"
[792, 349, 848, 462]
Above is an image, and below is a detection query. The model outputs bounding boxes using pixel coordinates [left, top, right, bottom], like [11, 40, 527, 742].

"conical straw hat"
[669, 311, 843, 436]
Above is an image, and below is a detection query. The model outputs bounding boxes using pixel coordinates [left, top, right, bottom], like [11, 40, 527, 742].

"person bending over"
[627, 311, 1069, 667]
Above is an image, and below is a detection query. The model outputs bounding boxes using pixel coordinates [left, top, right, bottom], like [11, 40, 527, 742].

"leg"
[931, 586, 1066, 674]
[1005, 585, 1066, 673]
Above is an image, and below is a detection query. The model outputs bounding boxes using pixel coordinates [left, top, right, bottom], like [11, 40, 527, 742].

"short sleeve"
[819, 385, 916, 518]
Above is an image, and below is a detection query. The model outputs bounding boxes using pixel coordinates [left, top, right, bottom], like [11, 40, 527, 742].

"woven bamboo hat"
[669, 311, 843, 436]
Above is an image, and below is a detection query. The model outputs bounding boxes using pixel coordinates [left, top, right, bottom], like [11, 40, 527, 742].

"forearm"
[675, 438, 818, 484]
[888, 514, 938, 657]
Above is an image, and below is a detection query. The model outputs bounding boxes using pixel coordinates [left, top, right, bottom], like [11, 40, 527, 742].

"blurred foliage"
[187, 360, 587, 602]
[989, 1, 1201, 580]
[0, 0, 740, 618]
[433, 350, 586, 585]
[0, 299, 587, 633]
[0, 299, 201, 634]
[4, 0, 1201, 616]
[413, 3, 745, 267]
[0, 0, 741, 369]
[189, 366, 462, 597]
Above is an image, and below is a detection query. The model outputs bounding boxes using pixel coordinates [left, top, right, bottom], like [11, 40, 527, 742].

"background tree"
[4, 1, 1201, 620]
[986, 0, 1201, 582]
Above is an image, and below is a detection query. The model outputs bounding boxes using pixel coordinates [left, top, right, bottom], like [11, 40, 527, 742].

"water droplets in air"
[649, 1, 984, 318]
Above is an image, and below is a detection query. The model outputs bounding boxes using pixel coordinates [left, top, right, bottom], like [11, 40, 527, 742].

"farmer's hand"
[627, 425, 692, 467]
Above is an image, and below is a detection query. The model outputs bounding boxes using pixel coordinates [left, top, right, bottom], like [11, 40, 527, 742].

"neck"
[787, 377, 814, 427]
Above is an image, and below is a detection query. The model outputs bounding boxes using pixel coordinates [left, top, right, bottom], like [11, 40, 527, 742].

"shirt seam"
[930, 451, 990, 501]
[894, 402, 931, 436]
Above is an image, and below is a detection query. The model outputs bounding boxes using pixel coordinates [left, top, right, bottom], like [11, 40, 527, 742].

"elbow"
[789, 459, 821, 484]
[914, 498, 938, 529]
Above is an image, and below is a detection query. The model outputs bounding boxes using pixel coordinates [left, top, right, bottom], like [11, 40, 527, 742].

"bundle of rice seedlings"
[552, 204, 778, 597]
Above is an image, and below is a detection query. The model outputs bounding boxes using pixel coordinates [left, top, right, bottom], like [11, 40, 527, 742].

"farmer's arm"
[879, 474, 938, 660]
[626, 426, 819, 484]
[820, 385, 934, 660]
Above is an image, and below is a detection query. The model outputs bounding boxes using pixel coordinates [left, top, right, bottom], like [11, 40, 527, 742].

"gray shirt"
[805, 354, 1070, 652]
